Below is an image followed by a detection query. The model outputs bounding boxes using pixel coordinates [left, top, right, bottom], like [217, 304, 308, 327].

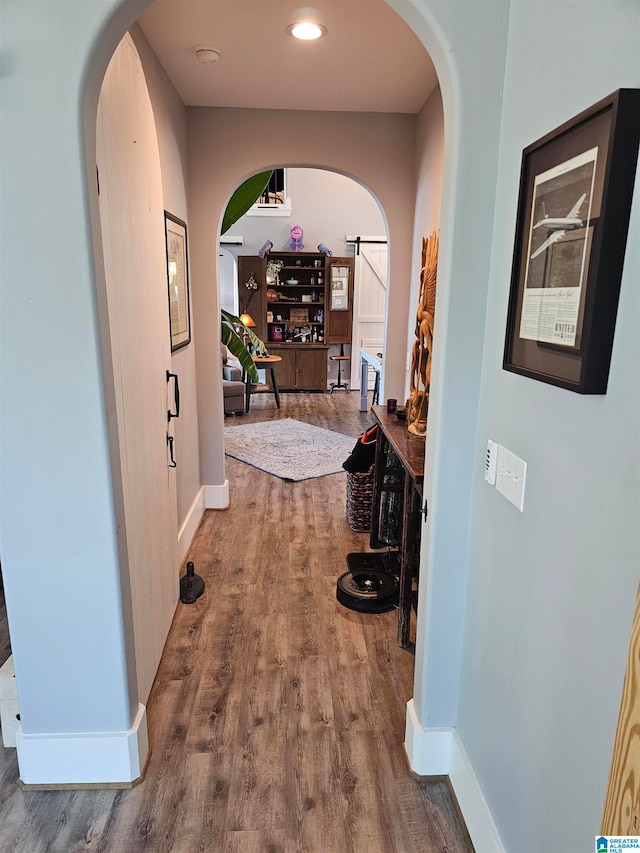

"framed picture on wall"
[503, 89, 640, 393]
[164, 211, 191, 352]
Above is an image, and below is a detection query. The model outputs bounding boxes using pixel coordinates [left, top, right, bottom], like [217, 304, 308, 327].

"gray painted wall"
[459, 2, 640, 849]
[187, 106, 419, 487]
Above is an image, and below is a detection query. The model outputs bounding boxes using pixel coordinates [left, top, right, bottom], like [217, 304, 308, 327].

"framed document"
[330, 266, 350, 311]
[503, 89, 640, 393]
[164, 212, 191, 352]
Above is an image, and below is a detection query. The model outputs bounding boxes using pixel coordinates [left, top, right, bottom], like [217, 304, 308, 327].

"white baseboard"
[449, 733, 505, 853]
[0, 655, 18, 747]
[404, 700, 504, 852]
[178, 488, 205, 562]
[203, 480, 229, 509]
[404, 699, 453, 775]
[15, 703, 148, 786]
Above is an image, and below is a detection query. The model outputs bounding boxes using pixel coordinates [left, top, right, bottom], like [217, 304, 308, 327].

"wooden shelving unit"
[238, 250, 353, 392]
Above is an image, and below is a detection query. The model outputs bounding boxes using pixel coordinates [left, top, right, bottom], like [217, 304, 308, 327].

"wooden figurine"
[407, 230, 438, 437]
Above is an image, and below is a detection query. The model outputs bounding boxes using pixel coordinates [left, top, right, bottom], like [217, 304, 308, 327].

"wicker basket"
[346, 465, 375, 532]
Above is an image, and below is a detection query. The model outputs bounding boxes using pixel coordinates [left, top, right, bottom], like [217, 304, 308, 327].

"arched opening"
[86, 0, 453, 799]
[3, 0, 473, 811]
[219, 165, 390, 399]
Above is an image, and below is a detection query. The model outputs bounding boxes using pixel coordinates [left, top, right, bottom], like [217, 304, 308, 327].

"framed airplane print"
[503, 89, 640, 393]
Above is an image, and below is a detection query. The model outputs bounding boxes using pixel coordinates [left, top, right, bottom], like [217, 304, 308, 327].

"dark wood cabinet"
[267, 345, 328, 391]
[269, 346, 296, 387]
[236, 250, 353, 391]
[296, 347, 328, 390]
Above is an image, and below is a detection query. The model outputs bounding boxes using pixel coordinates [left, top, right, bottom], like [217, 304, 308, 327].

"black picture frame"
[164, 211, 191, 352]
[503, 89, 640, 393]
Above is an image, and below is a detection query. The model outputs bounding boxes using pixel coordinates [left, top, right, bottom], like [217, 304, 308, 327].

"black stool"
[329, 344, 350, 394]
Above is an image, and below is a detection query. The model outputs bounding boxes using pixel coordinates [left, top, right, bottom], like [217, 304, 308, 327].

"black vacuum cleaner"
[336, 552, 400, 613]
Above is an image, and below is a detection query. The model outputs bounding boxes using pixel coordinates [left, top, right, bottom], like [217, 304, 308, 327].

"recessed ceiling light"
[194, 47, 221, 64]
[286, 22, 327, 40]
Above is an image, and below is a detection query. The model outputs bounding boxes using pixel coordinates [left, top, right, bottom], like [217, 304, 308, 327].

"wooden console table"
[370, 406, 425, 652]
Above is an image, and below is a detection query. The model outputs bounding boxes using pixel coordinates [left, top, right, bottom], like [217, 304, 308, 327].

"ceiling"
[137, 0, 438, 113]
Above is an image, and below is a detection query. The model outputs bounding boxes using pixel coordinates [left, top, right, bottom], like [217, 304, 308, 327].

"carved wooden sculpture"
[407, 230, 438, 437]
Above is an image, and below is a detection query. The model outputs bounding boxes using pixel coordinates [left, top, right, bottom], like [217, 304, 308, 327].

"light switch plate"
[495, 445, 527, 512]
[485, 439, 499, 485]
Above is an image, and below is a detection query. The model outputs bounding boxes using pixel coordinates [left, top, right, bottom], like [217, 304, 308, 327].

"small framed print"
[330, 266, 349, 311]
[290, 308, 309, 323]
[503, 89, 640, 393]
[164, 212, 191, 352]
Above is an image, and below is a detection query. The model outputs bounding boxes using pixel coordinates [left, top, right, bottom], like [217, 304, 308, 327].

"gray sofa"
[222, 345, 246, 415]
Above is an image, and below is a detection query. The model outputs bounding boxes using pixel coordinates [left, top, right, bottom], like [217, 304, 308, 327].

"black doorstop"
[179, 561, 204, 604]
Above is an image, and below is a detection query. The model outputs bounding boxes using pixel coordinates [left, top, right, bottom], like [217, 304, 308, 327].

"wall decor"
[503, 89, 640, 393]
[164, 212, 191, 352]
[408, 230, 438, 437]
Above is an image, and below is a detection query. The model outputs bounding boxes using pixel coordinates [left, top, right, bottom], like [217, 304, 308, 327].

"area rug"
[224, 418, 356, 481]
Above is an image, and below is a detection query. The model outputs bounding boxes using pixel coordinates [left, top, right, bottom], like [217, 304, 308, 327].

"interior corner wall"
[130, 25, 201, 535]
[458, 2, 640, 850]
[187, 107, 418, 486]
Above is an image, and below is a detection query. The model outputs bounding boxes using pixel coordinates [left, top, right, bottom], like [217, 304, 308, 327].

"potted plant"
[220, 171, 272, 382]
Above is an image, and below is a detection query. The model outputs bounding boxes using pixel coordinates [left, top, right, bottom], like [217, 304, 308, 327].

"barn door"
[96, 35, 178, 702]
[350, 242, 388, 389]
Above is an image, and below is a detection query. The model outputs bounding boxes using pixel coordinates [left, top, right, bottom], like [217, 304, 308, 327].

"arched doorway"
[221, 165, 389, 394]
[2, 0, 504, 804]
[0, 0, 453, 788]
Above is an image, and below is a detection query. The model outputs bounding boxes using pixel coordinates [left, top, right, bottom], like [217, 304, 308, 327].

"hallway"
[0, 394, 471, 852]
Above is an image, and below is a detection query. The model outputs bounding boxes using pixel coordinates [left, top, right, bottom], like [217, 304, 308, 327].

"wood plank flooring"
[0, 391, 473, 852]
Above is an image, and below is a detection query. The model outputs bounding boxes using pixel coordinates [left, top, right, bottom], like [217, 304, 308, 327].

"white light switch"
[485, 439, 499, 485]
[495, 445, 527, 512]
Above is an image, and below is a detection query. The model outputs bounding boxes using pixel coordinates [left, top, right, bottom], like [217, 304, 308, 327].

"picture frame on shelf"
[503, 89, 640, 394]
[164, 212, 191, 352]
[290, 308, 309, 323]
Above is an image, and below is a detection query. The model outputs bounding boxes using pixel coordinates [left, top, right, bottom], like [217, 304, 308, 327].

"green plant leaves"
[221, 309, 268, 383]
[221, 171, 273, 234]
